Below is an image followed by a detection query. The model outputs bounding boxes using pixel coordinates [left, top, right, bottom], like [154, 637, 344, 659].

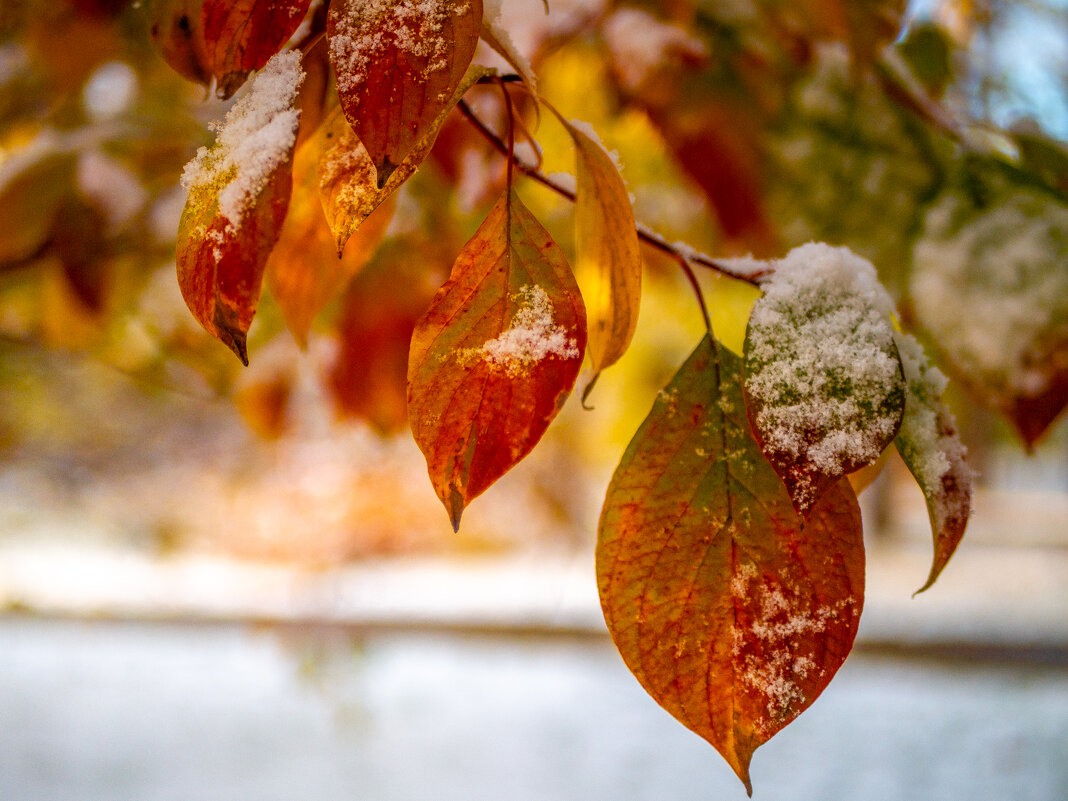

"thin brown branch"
[456, 97, 768, 287]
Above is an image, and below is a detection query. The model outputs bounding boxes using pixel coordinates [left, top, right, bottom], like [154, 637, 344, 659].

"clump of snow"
[911, 191, 1068, 397]
[745, 243, 903, 488]
[470, 285, 579, 376]
[602, 8, 706, 92]
[329, 0, 468, 92]
[180, 51, 304, 228]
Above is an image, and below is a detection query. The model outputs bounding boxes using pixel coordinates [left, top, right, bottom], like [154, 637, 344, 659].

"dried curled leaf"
[202, 0, 311, 98]
[177, 51, 304, 364]
[408, 189, 586, 529]
[894, 333, 972, 594]
[744, 243, 906, 516]
[911, 190, 1068, 448]
[598, 336, 864, 795]
[327, 0, 483, 186]
[562, 117, 642, 389]
[318, 65, 492, 252]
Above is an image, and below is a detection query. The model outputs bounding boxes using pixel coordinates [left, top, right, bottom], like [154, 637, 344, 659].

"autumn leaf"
[560, 117, 642, 392]
[597, 335, 865, 794]
[318, 65, 492, 252]
[176, 51, 304, 364]
[327, 0, 483, 187]
[408, 188, 586, 529]
[202, 0, 311, 99]
[893, 333, 972, 594]
[480, 1, 537, 94]
[743, 243, 906, 516]
[0, 147, 77, 267]
[266, 122, 395, 346]
[911, 189, 1068, 448]
[148, 0, 210, 87]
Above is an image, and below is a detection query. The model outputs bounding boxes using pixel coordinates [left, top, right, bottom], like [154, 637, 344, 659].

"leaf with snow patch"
[327, 0, 483, 187]
[561, 117, 641, 393]
[176, 51, 304, 364]
[598, 335, 865, 795]
[480, 0, 537, 94]
[911, 189, 1068, 448]
[318, 65, 493, 252]
[202, 0, 311, 99]
[743, 243, 906, 517]
[148, 0, 211, 87]
[893, 332, 972, 594]
[407, 188, 586, 530]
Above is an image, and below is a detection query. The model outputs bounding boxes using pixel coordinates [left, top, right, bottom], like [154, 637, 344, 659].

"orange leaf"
[176, 51, 304, 364]
[266, 124, 395, 346]
[202, 0, 311, 98]
[148, 0, 211, 87]
[408, 189, 587, 529]
[318, 64, 492, 252]
[326, 0, 483, 186]
[598, 336, 864, 794]
[562, 118, 642, 385]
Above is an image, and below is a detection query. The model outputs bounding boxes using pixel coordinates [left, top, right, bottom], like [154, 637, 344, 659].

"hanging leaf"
[561, 117, 642, 390]
[480, 2, 537, 94]
[408, 189, 586, 530]
[266, 124, 395, 346]
[911, 189, 1068, 448]
[201, 0, 311, 99]
[327, 0, 483, 187]
[893, 333, 972, 594]
[318, 65, 492, 252]
[743, 243, 906, 516]
[176, 51, 304, 364]
[148, 0, 210, 87]
[598, 335, 865, 794]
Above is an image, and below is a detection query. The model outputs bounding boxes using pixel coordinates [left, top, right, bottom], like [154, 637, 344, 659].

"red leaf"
[598, 336, 864, 794]
[202, 0, 311, 98]
[176, 52, 304, 364]
[327, 0, 483, 186]
[148, 0, 211, 87]
[407, 189, 586, 529]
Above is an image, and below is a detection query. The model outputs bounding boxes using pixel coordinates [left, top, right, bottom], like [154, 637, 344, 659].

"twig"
[456, 97, 769, 287]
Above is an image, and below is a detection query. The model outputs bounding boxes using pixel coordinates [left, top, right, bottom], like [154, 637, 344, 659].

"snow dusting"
[911, 191, 1068, 397]
[745, 243, 903, 492]
[180, 51, 304, 228]
[329, 0, 468, 92]
[469, 285, 579, 376]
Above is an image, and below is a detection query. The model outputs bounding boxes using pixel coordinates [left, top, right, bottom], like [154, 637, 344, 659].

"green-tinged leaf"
[318, 65, 493, 252]
[562, 117, 642, 386]
[893, 332, 972, 594]
[176, 51, 304, 364]
[408, 189, 587, 529]
[327, 0, 483, 186]
[910, 189, 1068, 447]
[598, 335, 865, 794]
[202, 0, 311, 99]
[743, 243, 906, 516]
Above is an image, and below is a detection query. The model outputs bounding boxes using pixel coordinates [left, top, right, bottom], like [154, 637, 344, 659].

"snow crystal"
[745, 243, 902, 484]
[329, 0, 467, 92]
[470, 285, 579, 376]
[911, 191, 1068, 397]
[180, 51, 304, 228]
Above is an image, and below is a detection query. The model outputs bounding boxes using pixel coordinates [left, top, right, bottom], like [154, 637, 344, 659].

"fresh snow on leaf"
[744, 242, 905, 513]
[893, 331, 973, 593]
[911, 191, 1068, 399]
[475, 285, 580, 377]
[180, 51, 304, 228]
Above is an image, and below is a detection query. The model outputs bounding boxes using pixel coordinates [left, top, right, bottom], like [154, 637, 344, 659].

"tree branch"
[456, 98, 770, 287]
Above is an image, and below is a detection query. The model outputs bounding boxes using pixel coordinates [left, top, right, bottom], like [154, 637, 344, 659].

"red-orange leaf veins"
[408, 189, 586, 530]
[597, 336, 865, 794]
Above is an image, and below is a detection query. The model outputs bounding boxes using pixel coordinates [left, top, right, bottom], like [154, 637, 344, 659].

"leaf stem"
[673, 253, 714, 335]
[455, 98, 770, 288]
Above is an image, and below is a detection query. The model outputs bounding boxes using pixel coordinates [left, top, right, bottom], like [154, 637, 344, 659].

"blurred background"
[1, 0, 1067, 799]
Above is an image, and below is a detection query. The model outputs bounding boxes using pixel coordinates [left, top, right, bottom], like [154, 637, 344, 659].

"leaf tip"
[581, 372, 601, 410]
[447, 486, 465, 533]
[375, 158, 398, 190]
[219, 326, 250, 366]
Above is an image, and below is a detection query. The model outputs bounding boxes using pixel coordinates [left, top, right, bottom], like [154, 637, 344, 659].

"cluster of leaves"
[2, 0, 1067, 793]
